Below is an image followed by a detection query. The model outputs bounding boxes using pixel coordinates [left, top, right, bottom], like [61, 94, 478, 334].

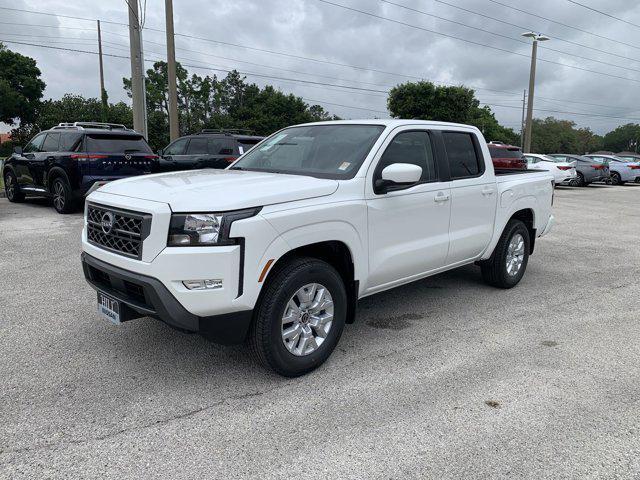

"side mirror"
[13, 146, 23, 155]
[376, 163, 423, 193]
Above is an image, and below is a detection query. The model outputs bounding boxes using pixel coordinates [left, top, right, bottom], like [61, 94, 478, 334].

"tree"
[601, 123, 640, 153]
[529, 117, 603, 154]
[387, 80, 518, 143]
[0, 43, 46, 125]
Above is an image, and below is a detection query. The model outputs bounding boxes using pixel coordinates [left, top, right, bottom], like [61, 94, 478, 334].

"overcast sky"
[2, 0, 640, 136]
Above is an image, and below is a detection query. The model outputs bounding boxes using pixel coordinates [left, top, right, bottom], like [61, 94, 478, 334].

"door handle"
[482, 187, 495, 196]
[434, 192, 450, 203]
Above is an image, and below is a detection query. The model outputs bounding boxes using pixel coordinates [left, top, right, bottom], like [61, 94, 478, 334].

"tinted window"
[444, 132, 481, 179]
[207, 138, 233, 155]
[233, 124, 385, 179]
[23, 133, 46, 153]
[186, 137, 208, 154]
[488, 147, 522, 159]
[86, 134, 152, 154]
[377, 131, 436, 182]
[164, 138, 188, 155]
[59, 133, 83, 152]
[42, 133, 60, 152]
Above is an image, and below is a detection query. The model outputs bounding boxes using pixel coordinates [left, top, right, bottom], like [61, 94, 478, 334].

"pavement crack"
[0, 387, 278, 457]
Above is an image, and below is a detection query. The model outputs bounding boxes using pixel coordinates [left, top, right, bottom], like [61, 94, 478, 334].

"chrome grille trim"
[86, 203, 151, 259]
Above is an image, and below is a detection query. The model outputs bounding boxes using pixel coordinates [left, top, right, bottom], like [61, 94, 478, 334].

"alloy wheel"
[53, 180, 65, 211]
[5, 175, 15, 201]
[281, 283, 334, 356]
[505, 233, 525, 277]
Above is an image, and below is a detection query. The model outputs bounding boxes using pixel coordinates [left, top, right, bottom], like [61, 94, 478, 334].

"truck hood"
[96, 169, 339, 212]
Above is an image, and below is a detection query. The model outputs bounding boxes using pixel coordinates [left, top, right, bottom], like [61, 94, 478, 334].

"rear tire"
[4, 171, 25, 202]
[249, 257, 347, 377]
[51, 176, 77, 214]
[611, 172, 622, 186]
[481, 220, 530, 289]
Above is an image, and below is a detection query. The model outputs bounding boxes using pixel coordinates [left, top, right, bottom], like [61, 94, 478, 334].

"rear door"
[365, 128, 451, 291]
[443, 131, 497, 264]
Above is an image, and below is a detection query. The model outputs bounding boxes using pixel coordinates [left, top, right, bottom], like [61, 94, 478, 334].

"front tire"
[481, 220, 530, 289]
[4, 171, 25, 202]
[249, 257, 347, 377]
[51, 176, 77, 214]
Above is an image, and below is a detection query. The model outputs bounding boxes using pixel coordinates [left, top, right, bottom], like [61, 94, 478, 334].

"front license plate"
[97, 292, 120, 324]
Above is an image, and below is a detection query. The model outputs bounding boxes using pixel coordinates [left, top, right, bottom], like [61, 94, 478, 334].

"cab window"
[376, 131, 437, 183]
[443, 132, 482, 179]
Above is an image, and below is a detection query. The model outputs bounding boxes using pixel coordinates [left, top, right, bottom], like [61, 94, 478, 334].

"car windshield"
[230, 124, 385, 179]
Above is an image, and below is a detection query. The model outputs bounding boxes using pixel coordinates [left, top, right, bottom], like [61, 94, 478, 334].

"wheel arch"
[259, 240, 359, 324]
[47, 166, 72, 193]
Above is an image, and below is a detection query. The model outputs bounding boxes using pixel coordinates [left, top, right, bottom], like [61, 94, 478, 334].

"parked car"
[156, 130, 264, 172]
[583, 154, 640, 185]
[523, 153, 577, 186]
[487, 142, 527, 170]
[2, 122, 157, 213]
[616, 152, 640, 181]
[81, 120, 555, 377]
[547, 154, 610, 186]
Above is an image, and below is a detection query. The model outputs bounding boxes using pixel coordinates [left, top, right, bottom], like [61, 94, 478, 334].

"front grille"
[87, 204, 151, 259]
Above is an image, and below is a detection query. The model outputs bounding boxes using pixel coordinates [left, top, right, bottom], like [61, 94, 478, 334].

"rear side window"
[59, 133, 82, 152]
[443, 132, 482, 179]
[377, 131, 437, 182]
[85, 134, 152, 154]
[186, 137, 208, 154]
[207, 138, 234, 155]
[42, 133, 60, 152]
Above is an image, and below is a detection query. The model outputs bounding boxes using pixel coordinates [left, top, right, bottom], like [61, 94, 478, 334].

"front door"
[16, 132, 47, 187]
[365, 129, 451, 291]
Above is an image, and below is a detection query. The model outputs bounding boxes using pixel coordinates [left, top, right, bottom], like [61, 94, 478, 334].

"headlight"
[167, 208, 261, 246]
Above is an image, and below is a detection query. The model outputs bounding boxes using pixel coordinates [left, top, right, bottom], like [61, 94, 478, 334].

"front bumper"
[82, 253, 253, 344]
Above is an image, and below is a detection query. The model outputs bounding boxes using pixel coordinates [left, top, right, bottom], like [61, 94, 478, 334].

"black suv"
[2, 122, 157, 214]
[156, 129, 263, 172]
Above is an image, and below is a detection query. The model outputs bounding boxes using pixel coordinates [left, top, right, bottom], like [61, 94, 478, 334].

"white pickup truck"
[81, 120, 555, 376]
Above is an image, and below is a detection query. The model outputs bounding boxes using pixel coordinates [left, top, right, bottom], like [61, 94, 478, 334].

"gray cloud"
[2, 0, 640, 134]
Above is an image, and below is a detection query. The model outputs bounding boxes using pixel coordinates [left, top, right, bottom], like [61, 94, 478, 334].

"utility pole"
[97, 20, 108, 122]
[127, 0, 148, 138]
[165, 0, 179, 141]
[522, 32, 549, 153]
[520, 89, 526, 149]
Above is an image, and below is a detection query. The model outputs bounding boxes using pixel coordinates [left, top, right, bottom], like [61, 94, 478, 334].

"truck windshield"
[231, 124, 385, 179]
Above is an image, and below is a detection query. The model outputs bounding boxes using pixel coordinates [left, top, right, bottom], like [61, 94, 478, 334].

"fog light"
[182, 279, 223, 290]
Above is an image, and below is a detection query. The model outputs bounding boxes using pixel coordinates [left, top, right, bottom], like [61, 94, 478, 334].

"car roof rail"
[51, 122, 131, 131]
[199, 128, 255, 135]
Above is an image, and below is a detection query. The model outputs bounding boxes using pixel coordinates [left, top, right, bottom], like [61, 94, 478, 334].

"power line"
[484, 0, 640, 52]
[565, 0, 640, 30]
[314, 0, 640, 85]
[0, 6, 128, 26]
[379, 0, 640, 73]
[426, 0, 640, 64]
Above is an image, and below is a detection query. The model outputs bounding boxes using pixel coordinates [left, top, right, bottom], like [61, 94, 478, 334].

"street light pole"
[522, 32, 549, 153]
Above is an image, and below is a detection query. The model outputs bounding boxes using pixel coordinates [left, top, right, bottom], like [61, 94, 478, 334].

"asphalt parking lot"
[1, 185, 640, 479]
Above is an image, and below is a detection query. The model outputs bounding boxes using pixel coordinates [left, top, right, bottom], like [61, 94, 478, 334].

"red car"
[487, 142, 527, 170]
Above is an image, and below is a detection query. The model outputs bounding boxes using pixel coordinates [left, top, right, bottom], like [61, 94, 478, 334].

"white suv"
[82, 120, 555, 376]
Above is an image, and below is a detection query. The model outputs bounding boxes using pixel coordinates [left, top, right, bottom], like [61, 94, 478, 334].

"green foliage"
[388, 81, 519, 144]
[601, 123, 640, 153]
[0, 43, 46, 125]
[123, 63, 337, 150]
[530, 117, 603, 154]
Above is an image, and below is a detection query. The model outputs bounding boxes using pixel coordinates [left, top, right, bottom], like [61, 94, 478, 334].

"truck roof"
[291, 118, 482, 131]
